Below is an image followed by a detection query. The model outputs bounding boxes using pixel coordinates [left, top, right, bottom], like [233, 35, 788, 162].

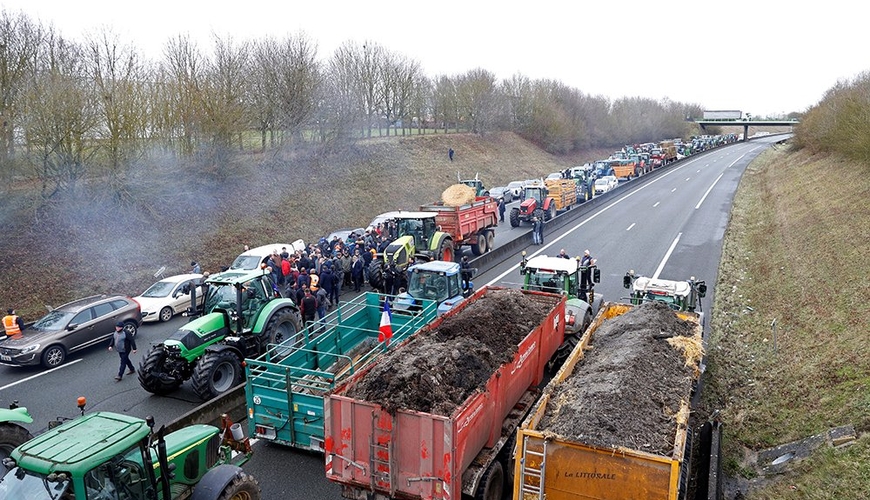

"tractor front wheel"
[138, 344, 185, 395]
[367, 260, 386, 292]
[191, 350, 242, 401]
[438, 239, 455, 262]
[509, 208, 520, 227]
[0, 423, 33, 478]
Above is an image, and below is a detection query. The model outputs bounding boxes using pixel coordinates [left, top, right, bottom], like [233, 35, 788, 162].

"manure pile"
[538, 301, 702, 456]
[345, 289, 553, 415]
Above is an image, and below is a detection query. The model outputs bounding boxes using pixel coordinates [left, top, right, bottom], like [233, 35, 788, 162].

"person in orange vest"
[3, 308, 24, 339]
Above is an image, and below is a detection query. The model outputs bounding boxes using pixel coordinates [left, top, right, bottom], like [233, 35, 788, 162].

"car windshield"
[31, 310, 75, 331]
[507, 182, 522, 188]
[230, 255, 261, 270]
[0, 467, 71, 500]
[140, 280, 175, 298]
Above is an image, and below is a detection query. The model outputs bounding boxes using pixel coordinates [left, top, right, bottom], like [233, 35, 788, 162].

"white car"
[506, 181, 525, 200]
[230, 241, 305, 270]
[135, 273, 204, 322]
[593, 176, 619, 195]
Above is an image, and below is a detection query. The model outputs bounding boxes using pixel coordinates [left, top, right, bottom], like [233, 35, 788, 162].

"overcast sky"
[2, 1, 864, 117]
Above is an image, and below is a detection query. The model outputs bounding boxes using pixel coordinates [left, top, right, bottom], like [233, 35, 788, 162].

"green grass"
[703, 144, 870, 496]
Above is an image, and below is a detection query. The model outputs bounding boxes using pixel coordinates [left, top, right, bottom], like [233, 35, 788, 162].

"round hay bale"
[441, 184, 476, 207]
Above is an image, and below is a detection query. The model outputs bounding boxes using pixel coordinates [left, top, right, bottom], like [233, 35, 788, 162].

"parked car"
[0, 295, 142, 368]
[326, 227, 366, 245]
[229, 240, 305, 270]
[546, 172, 564, 181]
[135, 273, 204, 323]
[593, 175, 619, 196]
[488, 186, 511, 202]
[506, 181, 525, 200]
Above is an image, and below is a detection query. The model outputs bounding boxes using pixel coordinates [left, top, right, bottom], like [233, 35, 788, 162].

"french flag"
[378, 300, 393, 344]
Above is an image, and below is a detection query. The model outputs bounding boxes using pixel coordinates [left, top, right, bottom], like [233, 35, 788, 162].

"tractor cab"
[623, 270, 707, 313]
[395, 261, 469, 316]
[202, 272, 276, 334]
[458, 173, 487, 196]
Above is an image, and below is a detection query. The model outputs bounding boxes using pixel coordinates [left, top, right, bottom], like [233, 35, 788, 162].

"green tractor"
[519, 252, 603, 368]
[0, 398, 259, 500]
[138, 268, 302, 401]
[0, 401, 33, 479]
[367, 211, 455, 293]
[458, 173, 489, 197]
[623, 270, 707, 322]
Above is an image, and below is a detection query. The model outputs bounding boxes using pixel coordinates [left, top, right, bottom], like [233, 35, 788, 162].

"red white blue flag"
[378, 300, 393, 344]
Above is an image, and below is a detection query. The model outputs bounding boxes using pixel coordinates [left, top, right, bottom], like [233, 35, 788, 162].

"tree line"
[0, 10, 707, 202]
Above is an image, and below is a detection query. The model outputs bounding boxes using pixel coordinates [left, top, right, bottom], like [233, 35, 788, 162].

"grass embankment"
[0, 132, 608, 319]
[704, 144, 870, 498]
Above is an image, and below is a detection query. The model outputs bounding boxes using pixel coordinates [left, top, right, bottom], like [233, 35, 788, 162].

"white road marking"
[652, 233, 682, 279]
[695, 152, 747, 210]
[671, 188, 677, 192]
[0, 359, 82, 391]
[653, 202, 660, 207]
[626, 223, 635, 231]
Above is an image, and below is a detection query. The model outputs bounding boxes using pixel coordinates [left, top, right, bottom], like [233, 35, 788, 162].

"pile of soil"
[345, 289, 554, 415]
[539, 301, 701, 456]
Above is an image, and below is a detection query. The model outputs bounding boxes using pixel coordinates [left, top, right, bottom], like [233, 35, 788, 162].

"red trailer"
[324, 287, 566, 500]
[420, 196, 499, 256]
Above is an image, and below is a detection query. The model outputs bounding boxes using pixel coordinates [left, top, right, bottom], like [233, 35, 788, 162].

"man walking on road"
[498, 197, 506, 223]
[108, 322, 137, 381]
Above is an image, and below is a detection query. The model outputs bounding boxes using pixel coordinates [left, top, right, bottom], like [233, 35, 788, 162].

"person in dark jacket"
[351, 255, 364, 292]
[300, 289, 318, 329]
[108, 322, 137, 381]
[498, 197, 506, 223]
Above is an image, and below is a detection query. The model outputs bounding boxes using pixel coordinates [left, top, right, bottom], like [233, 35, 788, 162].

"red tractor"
[509, 182, 557, 227]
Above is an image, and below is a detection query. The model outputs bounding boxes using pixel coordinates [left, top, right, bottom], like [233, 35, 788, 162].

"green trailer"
[244, 292, 437, 451]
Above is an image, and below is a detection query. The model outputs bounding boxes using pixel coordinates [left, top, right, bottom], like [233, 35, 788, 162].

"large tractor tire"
[367, 260, 386, 292]
[138, 344, 185, 395]
[509, 208, 520, 227]
[438, 239, 455, 262]
[0, 423, 33, 478]
[191, 350, 243, 401]
[546, 204, 556, 221]
[263, 308, 302, 358]
[191, 464, 261, 500]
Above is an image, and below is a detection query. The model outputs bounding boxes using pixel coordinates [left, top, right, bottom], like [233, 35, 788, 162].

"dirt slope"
[0, 132, 608, 319]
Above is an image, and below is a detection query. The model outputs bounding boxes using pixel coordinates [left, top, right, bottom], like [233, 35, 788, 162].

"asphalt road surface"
[0, 136, 782, 499]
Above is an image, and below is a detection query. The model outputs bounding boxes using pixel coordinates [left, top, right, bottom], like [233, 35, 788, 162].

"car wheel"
[159, 306, 174, 322]
[41, 345, 66, 368]
[122, 321, 138, 337]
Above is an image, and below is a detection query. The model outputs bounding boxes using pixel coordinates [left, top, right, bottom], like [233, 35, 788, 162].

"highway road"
[0, 136, 782, 498]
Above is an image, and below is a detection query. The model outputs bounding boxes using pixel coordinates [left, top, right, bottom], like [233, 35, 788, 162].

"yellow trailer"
[544, 178, 578, 212]
[513, 302, 703, 500]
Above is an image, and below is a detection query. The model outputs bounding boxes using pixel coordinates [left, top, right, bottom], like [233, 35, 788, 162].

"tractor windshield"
[409, 272, 449, 302]
[0, 467, 71, 500]
[82, 445, 149, 500]
[526, 271, 565, 295]
[524, 187, 544, 204]
[204, 283, 238, 312]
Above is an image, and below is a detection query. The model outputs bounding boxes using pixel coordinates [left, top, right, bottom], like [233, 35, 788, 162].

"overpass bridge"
[694, 118, 799, 140]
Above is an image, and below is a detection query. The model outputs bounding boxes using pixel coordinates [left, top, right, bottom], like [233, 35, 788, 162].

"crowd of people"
[256, 224, 402, 329]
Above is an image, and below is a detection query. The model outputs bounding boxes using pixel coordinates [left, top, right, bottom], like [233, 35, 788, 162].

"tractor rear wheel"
[192, 350, 242, 401]
[367, 260, 385, 292]
[263, 308, 302, 358]
[0, 423, 33, 478]
[191, 465, 261, 500]
[547, 204, 556, 221]
[138, 345, 185, 395]
[474, 460, 504, 500]
[486, 230, 495, 252]
[509, 208, 520, 227]
[438, 239, 455, 262]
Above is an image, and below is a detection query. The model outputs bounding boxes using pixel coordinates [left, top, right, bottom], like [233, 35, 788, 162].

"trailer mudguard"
[0, 406, 32, 424]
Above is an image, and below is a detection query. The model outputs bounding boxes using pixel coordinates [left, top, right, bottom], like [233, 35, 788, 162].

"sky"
[1, 1, 865, 118]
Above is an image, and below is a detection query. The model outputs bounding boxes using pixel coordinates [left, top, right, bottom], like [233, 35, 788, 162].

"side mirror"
[593, 268, 601, 283]
[66, 324, 78, 331]
[698, 282, 707, 298]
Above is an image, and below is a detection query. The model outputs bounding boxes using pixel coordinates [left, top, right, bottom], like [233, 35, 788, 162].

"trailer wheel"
[474, 460, 504, 500]
[191, 350, 242, 401]
[472, 233, 487, 256]
[486, 230, 495, 252]
[138, 344, 185, 395]
[509, 208, 520, 227]
[0, 423, 33, 478]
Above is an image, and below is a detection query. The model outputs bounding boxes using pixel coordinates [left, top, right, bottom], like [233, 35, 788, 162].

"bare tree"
[83, 29, 150, 200]
[332, 40, 384, 138]
[271, 33, 320, 144]
[432, 75, 458, 133]
[0, 10, 44, 180]
[161, 34, 204, 157]
[455, 68, 497, 134]
[23, 33, 99, 199]
[201, 33, 250, 162]
[380, 52, 421, 136]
